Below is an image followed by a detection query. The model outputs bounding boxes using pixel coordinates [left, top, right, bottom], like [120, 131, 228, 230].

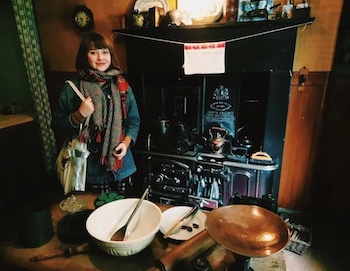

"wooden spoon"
[110, 187, 150, 241]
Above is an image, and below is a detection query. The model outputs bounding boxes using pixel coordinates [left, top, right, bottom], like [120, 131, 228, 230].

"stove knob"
[174, 177, 181, 185]
[196, 165, 203, 173]
[155, 174, 164, 184]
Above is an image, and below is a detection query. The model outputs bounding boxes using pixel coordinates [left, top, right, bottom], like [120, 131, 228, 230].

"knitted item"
[117, 75, 128, 119]
[114, 75, 129, 170]
[78, 68, 128, 172]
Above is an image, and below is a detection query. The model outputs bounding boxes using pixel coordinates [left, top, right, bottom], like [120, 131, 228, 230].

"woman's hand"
[79, 96, 94, 117]
[113, 142, 127, 159]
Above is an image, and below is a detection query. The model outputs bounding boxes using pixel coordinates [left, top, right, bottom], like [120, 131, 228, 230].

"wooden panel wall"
[278, 71, 328, 210]
[33, 0, 343, 73]
[33, 0, 132, 72]
[33, 0, 176, 72]
[293, 0, 343, 71]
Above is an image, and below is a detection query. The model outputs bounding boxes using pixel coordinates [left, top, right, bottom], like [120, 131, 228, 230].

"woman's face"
[87, 48, 111, 72]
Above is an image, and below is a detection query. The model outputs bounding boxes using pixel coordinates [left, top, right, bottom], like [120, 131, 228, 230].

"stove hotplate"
[183, 149, 248, 163]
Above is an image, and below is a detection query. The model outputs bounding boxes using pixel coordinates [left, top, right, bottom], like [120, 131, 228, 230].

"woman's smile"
[88, 48, 111, 71]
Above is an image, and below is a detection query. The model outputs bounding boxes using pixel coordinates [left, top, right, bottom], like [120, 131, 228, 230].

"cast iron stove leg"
[225, 254, 254, 271]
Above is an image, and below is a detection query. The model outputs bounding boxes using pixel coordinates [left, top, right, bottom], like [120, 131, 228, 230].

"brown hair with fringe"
[75, 32, 120, 71]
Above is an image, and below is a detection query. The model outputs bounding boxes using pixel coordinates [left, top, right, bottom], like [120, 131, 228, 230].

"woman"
[53, 32, 140, 194]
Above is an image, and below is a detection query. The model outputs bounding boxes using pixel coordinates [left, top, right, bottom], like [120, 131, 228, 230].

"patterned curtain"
[11, 0, 56, 173]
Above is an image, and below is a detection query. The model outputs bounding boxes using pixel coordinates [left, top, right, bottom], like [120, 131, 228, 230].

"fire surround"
[113, 18, 315, 201]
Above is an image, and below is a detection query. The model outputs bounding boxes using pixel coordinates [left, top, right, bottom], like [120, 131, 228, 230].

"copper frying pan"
[206, 204, 290, 257]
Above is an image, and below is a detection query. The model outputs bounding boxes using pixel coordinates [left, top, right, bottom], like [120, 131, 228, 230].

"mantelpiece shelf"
[113, 17, 314, 73]
[113, 17, 315, 42]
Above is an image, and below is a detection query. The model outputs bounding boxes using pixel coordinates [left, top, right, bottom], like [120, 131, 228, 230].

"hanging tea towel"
[183, 41, 226, 75]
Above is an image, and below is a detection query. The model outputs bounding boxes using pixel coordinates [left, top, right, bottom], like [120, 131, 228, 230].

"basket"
[278, 208, 312, 255]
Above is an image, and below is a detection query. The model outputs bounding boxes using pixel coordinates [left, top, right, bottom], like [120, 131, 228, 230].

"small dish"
[160, 206, 206, 241]
[59, 194, 86, 212]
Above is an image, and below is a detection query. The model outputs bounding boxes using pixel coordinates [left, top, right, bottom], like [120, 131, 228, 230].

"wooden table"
[0, 193, 234, 271]
[0, 112, 34, 130]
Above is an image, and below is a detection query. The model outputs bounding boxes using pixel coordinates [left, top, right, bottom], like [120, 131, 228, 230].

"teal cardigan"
[52, 78, 141, 182]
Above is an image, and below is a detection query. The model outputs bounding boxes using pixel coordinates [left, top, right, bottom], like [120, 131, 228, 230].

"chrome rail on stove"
[139, 150, 279, 210]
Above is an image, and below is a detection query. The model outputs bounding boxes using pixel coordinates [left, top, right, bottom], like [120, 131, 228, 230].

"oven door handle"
[151, 158, 190, 169]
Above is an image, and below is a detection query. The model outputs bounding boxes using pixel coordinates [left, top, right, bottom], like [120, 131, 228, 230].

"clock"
[72, 5, 94, 31]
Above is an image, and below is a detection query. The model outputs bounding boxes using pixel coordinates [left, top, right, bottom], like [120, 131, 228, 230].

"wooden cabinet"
[0, 118, 49, 206]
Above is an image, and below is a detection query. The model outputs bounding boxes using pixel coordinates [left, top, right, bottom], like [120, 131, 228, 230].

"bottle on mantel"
[282, 0, 294, 19]
[222, 0, 239, 22]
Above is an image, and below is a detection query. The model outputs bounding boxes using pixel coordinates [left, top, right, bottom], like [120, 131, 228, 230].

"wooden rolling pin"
[148, 229, 216, 271]
[30, 243, 90, 261]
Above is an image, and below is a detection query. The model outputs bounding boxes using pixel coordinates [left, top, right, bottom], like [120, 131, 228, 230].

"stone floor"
[283, 209, 348, 271]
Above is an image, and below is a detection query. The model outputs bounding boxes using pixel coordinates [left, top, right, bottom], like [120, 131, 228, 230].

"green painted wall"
[0, 0, 32, 112]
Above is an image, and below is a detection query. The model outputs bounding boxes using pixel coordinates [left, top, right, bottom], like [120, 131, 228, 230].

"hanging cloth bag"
[55, 80, 91, 194]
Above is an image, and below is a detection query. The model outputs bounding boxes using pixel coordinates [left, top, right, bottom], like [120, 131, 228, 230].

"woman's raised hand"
[79, 96, 94, 117]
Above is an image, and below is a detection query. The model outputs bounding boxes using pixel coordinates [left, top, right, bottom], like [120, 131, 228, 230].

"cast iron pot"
[152, 118, 169, 136]
[168, 121, 188, 137]
[57, 209, 93, 244]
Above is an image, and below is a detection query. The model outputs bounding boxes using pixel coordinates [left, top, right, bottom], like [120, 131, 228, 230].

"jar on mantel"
[223, 0, 239, 22]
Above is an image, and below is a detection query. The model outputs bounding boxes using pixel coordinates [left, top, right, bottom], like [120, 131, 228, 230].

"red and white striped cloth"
[183, 41, 226, 75]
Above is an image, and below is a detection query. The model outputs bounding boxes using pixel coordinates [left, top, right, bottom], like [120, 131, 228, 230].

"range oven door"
[226, 164, 276, 199]
[147, 157, 193, 205]
[188, 161, 233, 210]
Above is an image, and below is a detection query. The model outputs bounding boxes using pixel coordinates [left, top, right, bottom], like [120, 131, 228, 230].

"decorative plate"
[160, 206, 207, 241]
[177, 0, 224, 19]
[134, 0, 169, 13]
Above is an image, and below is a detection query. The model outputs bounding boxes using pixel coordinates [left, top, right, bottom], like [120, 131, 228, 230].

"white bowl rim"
[86, 198, 162, 244]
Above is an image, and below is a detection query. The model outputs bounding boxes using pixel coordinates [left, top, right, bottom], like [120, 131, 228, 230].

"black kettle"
[169, 121, 188, 137]
[236, 126, 254, 152]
